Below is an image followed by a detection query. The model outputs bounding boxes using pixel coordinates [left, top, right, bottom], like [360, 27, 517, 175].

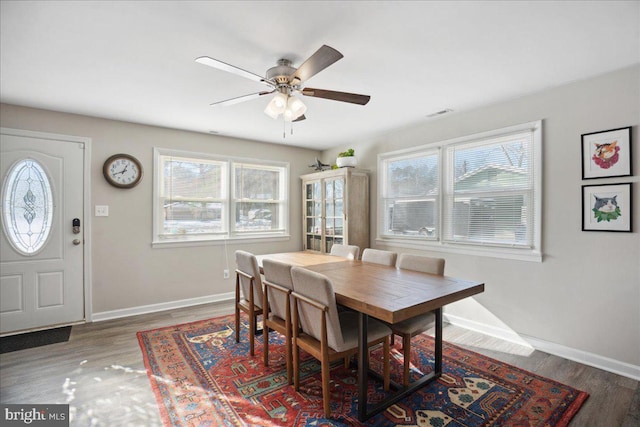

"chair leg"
[235, 306, 240, 343]
[383, 336, 390, 391]
[293, 341, 300, 391]
[403, 334, 411, 387]
[249, 313, 255, 357]
[321, 355, 331, 418]
[284, 333, 292, 385]
[263, 324, 270, 367]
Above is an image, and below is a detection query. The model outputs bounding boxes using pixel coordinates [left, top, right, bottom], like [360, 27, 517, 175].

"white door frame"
[1, 127, 93, 323]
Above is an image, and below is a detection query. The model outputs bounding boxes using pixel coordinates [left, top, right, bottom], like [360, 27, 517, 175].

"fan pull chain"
[283, 116, 286, 139]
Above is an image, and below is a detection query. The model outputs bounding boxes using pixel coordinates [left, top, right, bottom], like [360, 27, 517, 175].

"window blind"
[160, 155, 226, 236]
[232, 163, 287, 232]
[381, 151, 439, 238]
[443, 129, 535, 247]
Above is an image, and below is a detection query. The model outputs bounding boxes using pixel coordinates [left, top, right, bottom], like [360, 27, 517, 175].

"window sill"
[375, 236, 542, 262]
[152, 234, 291, 249]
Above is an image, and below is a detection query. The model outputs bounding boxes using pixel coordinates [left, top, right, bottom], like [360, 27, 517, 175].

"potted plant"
[336, 148, 357, 168]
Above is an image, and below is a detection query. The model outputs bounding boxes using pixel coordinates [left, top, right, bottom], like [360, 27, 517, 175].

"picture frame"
[582, 183, 632, 232]
[581, 126, 632, 179]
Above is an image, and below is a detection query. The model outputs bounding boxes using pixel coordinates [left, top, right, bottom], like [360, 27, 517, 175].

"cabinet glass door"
[324, 178, 344, 253]
[304, 181, 322, 251]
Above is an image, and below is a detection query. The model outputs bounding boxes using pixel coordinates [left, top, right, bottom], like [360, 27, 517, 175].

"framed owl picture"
[581, 126, 632, 179]
[582, 183, 632, 232]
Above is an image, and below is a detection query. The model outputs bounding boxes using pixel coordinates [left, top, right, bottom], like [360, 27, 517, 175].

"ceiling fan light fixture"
[286, 95, 307, 121]
[264, 92, 288, 119]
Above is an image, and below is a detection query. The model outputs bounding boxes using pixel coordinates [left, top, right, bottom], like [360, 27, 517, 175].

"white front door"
[1, 130, 86, 334]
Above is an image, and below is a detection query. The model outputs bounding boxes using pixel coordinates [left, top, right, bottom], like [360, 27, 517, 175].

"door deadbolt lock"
[72, 218, 81, 234]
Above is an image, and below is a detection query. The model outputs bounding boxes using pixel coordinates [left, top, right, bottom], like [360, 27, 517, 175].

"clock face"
[103, 154, 143, 188]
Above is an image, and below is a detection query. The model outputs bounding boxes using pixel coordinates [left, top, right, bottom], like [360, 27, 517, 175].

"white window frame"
[377, 120, 542, 262]
[152, 148, 289, 248]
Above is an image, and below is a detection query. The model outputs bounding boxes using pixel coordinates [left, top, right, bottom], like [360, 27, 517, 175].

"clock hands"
[114, 165, 129, 176]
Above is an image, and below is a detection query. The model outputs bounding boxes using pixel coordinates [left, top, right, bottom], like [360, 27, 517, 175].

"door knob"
[72, 239, 81, 245]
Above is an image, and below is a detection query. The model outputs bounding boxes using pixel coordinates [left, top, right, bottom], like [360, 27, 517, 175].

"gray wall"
[0, 104, 319, 314]
[323, 65, 640, 369]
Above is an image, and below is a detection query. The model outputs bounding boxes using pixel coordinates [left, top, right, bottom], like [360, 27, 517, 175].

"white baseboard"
[444, 313, 640, 381]
[443, 313, 533, 347]
[520, 333, 640, 381]
[91, 292, 235, 322]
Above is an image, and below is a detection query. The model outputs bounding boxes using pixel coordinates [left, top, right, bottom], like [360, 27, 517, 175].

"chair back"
[290, 267, 344, 351]
[235, 250, 263, 308]
[362, 248, 397, 266]
[262, 259, 293, 320]
[396, 253, 445, 275]
[329, 244, 360, 260]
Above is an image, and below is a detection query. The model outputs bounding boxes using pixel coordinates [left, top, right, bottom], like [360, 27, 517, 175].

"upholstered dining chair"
[262, 258, 294, 384]
[392, 253, 445, 386]
[329, 244, 360, 260]
[290, 266, 391, 418]
[234, 250, 264, 357]
[361, 248, 397, 266]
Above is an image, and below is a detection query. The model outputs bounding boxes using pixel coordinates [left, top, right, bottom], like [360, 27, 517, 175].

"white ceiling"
[1, 1, 639, 150]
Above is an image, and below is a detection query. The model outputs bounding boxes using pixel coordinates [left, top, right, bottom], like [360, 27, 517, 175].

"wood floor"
[1, 301, 638, 426]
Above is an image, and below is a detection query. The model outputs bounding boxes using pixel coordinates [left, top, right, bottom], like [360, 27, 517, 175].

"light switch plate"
[95, 205, 109, 217]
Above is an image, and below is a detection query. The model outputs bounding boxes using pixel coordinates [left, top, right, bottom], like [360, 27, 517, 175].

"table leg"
[357, 312, 368, 421]
[357, 307, 444, 421]
[435, 307, 442, 374]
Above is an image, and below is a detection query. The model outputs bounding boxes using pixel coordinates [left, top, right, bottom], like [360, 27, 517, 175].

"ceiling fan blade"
[196, 56, 271, 86]
[293, 114, 306, 122]
[301, 88, 370, 105]
[289, 45, 343, 84]
[210, 90, 274, 107]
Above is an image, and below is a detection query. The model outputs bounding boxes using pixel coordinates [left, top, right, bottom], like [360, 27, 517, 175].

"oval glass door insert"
[2, 159, 54, 255]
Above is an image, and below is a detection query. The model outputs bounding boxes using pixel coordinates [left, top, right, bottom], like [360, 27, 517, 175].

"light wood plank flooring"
[1, 302, 638, 426]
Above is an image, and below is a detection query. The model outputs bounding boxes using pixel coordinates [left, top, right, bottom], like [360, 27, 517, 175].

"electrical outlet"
[223, 269, 229, 279]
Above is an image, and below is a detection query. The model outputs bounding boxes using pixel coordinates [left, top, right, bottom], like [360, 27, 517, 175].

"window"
[153, 148, 288, 245]
[381, 151, 439, 239]
[232, 163, 287, 234]
[2, 159, 54, 255]
[378, 121, 541, 261]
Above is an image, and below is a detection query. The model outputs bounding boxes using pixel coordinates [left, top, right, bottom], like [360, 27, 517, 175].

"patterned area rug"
[137, 314, 588, 426]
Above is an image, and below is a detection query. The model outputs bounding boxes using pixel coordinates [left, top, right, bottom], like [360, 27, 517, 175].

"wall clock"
[102, 154, 143, 188]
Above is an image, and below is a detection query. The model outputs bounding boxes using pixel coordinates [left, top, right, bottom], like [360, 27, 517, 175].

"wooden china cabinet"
[300, 168, 369, 257]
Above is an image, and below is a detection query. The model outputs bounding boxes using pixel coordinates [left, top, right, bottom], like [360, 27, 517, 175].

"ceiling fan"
[195, 45, 370, 125]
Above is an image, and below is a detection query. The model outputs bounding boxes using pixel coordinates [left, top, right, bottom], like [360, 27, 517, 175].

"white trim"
[152, 234, 290, 249]
[444, 313, 640, 381]
[91, 292, 234, 322]
[0, 127, 93, 322]
[443, 313, 533, 346]
[521, 333, 640, 381]
[376, 238, 543, 262]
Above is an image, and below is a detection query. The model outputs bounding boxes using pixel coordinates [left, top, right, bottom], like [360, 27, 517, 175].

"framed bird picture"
[581, 126, 632, 179]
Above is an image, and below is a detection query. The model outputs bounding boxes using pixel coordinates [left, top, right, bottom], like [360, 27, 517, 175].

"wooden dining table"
[256, 251, 485, 421]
